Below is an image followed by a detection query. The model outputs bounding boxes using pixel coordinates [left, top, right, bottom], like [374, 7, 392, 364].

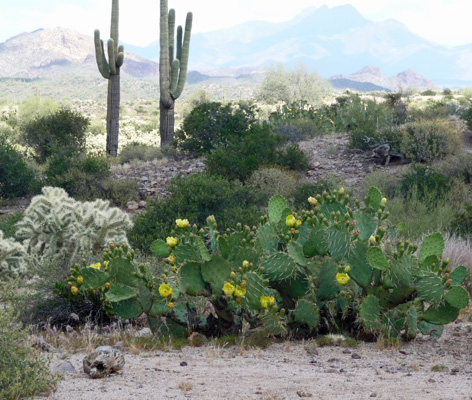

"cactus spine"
[94, 0, 124, 157]
[159, 0, 192, 145]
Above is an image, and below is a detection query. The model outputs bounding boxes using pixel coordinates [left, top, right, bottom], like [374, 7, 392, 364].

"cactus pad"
[174, 243, 201, 264]
[317, 260, 339, 300]
[80, 267, 110, 288]
[108, 258, 138, 286]
[293, 299, 320, 330]
[366, 247, 389, 270]
[415, 272, 443, 305]
[195, 237, 211, 262]
[180, 262, 206, 296]
[303, 227, 328, 257]
[387, 255, 413, 288]
[111, 298, 142, 319]
[261, 252, 298, 283]
[417, 320, 444, 339]
[404, 306, 418, 340]
[359, 295, 381, 332]
[449, 265, 467, 286]
[277, 272, 309, 299]
[242, 271, 267, 310]
[419, 233, 445, 265]
[201, 255, 232, 294]
[261, 312, 287, 336]
[345, 241, 372, 288]
[268, 195, 288, 224]
[148, 316, 188, 338]
[151, 239, 170, 257]
[444, 286, 469, 309]
[327, 228, 351, 261]
[105, 282, 138, 302]
[423, 303, 460, 325]
[354, 210, 377, 241]
[367, 187, 382, 210]
[138, 280, 153, 313]
[288, 241, 307, 267]
[257, 224, 279, 255]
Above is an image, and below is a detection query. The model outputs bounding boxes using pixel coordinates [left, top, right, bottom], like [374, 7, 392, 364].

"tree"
[257, 63, 331, 106]
[159, 0, 193, 145]
[94, 0, 124, 157]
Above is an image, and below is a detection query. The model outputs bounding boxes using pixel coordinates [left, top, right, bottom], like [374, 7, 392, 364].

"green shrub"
[291, 180, 341, 210]
[246, 166, 299, 200]
[397, 120, 462, 162]
[119, 142, 163, 164]
[173, 102, 257, 156]
[21, 107, 89, 163]
[440, 154, 472, 184]
[0, 212, 23, 239]
[362, 171, 401, 200]
[0, 280, 60, 399]
[421, 89, 437, 96]
[399, 165, 451, 202]
[461, 105, 472, 131]
[129, 173, 263, 253]
[0, 136, 39, 198]
[205, 124, 283, 181]
[276, 143, 309, 171]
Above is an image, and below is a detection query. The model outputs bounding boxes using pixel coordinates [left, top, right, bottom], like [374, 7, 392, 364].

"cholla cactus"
[15, 187, 132, 268]
[0, 230, 28, 278]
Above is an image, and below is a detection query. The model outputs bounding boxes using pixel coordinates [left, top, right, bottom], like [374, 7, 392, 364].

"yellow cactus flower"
[159, 283, 173, 298]
[234, 285, 246, 298]
[260, 296, 276, 309]
[295, 219, 302, 229]
[103, 261, 109, 270]
[77, 276, 83, 285]
[166, 237, 178, 247]
[223, 282, 235, 296]
[369, 236, 376, 245]
[176, 218, 190, 228]
[268, 296, 275, 307]
[71, 286, 79, 295]
[336, 272, 350, 286]
[380, 197, 387, 207]
[166, 254, 176, 265]
[242, 260, 250, 268]
[286, 214, 297, 227]
[308, 197, 318, 206]
[89, 263, 101, 270]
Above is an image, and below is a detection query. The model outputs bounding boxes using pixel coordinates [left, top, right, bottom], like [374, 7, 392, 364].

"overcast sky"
[0, 0, 470, 47]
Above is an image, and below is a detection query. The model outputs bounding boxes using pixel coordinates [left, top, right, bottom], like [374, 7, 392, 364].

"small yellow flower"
[260, 296, 276, 309]
[234, 285, 246, 298]
[336, 273, 350, 286]
[339, 187, 345, 195]
[77, 276, 83, 285]
[286, 214, 296, 227]
[223, 282, 235, 296]
[103, 261, 109, 270]
[308, 197, 318, 206]
[242, 260, 250, 268]
[295, 219, 302, 229]
[176, 218, 190, 228]
[159, 283, 173, 297]
[380, 197, 387, 207]
[166, 302, 174, 309]
[166, 237, 178, 247]
[89, 263, 101, 270]
[166, 254, 176, 265]
[71, 286, 79, 295]
[369, 236, 376, 245]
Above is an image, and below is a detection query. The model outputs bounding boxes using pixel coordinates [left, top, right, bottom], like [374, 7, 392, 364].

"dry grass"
[178, 381, 193, 392]
[443, 234, 472, 293]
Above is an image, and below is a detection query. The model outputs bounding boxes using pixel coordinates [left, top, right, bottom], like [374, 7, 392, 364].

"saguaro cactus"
[159, 0, 192, 145]
[94, 0, 124, 157]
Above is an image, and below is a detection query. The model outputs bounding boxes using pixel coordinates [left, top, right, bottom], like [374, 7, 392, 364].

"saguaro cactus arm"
[94, 30, 110, 79]
[170, 12, 192, 99]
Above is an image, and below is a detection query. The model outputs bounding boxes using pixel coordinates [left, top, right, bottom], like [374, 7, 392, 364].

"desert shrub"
[21, 107, 89, 163]
[205, 123, 283, 181]
[174, 102, 257, 156]
[450, 205, 472, 237]
[0, 280, 60, 399]
[440, 153, 472, 184]
[0, 212, 23, 239]
[399, 165, 451, 202]
[461, 105, 472, 131]
[129, 173, 263, 253]
[273, 123, 307, 142]
[119, 142, 163, 164]
[362, 171, 401, 200]
[397, 119, 462, 162]
[0, 135, 39, 198]
[421, 89, 437, 96]
[276, 143, 309, 171]
[247, 166, 299, 200]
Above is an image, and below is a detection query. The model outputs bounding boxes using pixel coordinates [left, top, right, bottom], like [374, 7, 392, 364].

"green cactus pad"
[257, 224, 279, 256]
[382, 308, 404, 338]
[174, 243, 201, 264]
[415, 272, 443, 305]
[108, 258, 138, 286]
[293, 299, 320, 330]
[172, 302, 192, 325]
[288, 241, 307, 267]
[261, 252, 298, 283]
[388, 285, 415, 306]
[79, 267, 110, 288]
[268, 195, 288, 224]
[419, 233, 445, 265]
[420, 255, 440, 271]
[148, 316, 188, 338]
[366, 247, 389, 270]
[201, 255, 232, 294]
[138, 280, 153, 313]
[105, 282, 138, 302]
[444, 286, 469, 309]
[242, 271, 267, 310]
[417, 320, 444, 339]
[345, 242, 372, 288]
[405, 306, 418, 340]
[180, 262, 206, 296]
[317, 260, 339, 301]
[111, 298, 142, 319]
[354, 210, 377, 241]
[303, 226, 328, 257]
[449, 265, 467, 286]
[261, 312, 287, 336]
[195, 237, 211, 262]
[151, 239, 171, 257]
[367, 187, 382, 210]
[277, 273, 309, 300]
[320, 201, 347, 218]
[232, 248, 259, 268]
[327, 228, 351, 261]
[387, 255, 414, 288]
[359, 295, 381, 332]
[149, 298, 169, 316]
[423, 303, 460, 325]
[218, 236, 230, 259]
[296, 223, 312, 247]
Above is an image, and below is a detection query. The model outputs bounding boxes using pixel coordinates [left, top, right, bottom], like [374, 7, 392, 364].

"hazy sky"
[0, 0, 470, 47]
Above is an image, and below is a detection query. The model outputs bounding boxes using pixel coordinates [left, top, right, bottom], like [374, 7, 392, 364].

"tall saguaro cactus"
[94, 0, 124, 157]
[159, 0, 192, 145]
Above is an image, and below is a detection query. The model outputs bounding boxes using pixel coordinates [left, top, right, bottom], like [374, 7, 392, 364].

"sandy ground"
[36, 320, 472, 400]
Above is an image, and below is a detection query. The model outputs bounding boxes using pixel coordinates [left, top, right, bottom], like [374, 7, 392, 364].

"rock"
[126, 201, 139, 211]
[138, 200, 147, 208]
[32, 336, 56, 352]
[308, 161, 321, 169]
[134, 327, 152, 338]
[351, 353, 361, 359]
[54, 361, 76, 374]
[83, 346, 125, 379]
